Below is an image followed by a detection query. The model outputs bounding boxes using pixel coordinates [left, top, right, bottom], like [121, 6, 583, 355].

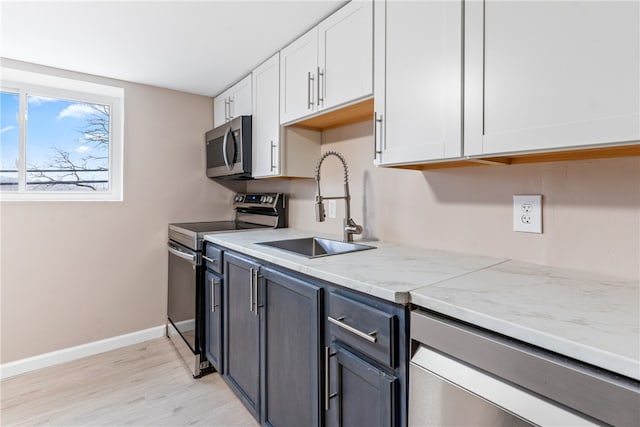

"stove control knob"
[267, 196, 274, 203]
[260, 195, 266, 203]
[234, 195, 242, 202]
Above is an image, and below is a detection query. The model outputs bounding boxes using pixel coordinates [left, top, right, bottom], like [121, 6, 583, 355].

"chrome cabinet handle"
[270, 141, 277, 171]
[373, 112, 378, 159]
[252, 268, 259, 316]
[317, 67, 324, 106]
[202, 256, 218, 264]
[249, 268, 254, 313]
[224, 98, 229, 122]
[211, 277, 216, 313]
[374, 113, 383, 159]
[210, 278, 220, 312]
[324, 346, 338, 411]
[325, 347, 331, 411]
[228, 97, 234, 120]
[327, 316, 377, 343]
[308, 72, 315, 109]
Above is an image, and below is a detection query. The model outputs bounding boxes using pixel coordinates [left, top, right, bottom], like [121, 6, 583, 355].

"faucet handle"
[315, 201, 326, 222]
[350, 224, 363, 235]
[344, 218, 363, 241]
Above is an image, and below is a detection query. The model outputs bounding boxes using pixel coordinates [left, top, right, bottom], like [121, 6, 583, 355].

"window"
[1, 67, 123, 201]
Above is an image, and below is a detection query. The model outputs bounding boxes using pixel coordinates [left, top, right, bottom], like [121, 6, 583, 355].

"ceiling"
[0, 0, 347, 97]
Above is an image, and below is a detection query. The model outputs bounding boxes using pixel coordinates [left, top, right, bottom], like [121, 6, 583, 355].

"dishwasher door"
[409, 346, 591, 426]
[409, 310, 639, 427]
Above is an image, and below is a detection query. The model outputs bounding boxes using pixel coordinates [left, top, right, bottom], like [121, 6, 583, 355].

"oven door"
[167, 241, 200, 354]
[206, 117, 245, 178]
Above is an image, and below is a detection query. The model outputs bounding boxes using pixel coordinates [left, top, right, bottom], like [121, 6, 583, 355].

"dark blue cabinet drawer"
[203, 243, 223, 274]
[328, 292, 398, 368]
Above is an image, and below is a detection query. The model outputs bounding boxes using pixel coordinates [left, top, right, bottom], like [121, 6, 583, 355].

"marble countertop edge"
[411, 294, 640, 381]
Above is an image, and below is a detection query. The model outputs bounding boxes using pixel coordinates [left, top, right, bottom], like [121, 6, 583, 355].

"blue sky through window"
[1, 91, 19, 171]
[1, 91, 110, 191]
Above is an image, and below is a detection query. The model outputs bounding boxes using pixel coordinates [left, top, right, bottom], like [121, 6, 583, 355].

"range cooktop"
[168, 193, 286, 250]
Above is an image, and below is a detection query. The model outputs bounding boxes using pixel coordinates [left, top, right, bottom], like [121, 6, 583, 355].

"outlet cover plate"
[513, 195, 542, 233]
[327, 200, 337, 219]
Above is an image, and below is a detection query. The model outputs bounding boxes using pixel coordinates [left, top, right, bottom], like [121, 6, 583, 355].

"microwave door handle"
[232, 129, 239, 165]
[222, 126, 232, 170]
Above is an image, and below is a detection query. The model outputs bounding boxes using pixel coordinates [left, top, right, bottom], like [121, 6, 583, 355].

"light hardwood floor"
[1, 338, 258, 426]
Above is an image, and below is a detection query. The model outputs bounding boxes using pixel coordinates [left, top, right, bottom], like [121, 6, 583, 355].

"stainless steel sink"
[256, 237, 375, 258]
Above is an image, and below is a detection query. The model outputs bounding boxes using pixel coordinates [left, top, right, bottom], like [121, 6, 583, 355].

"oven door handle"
[168, 244, 197, 265]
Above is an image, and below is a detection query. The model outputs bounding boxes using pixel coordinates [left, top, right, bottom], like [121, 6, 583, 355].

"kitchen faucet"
[314, 151, 363, 242]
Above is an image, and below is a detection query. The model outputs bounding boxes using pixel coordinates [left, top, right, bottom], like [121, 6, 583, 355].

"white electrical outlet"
[513, 195, 542, 233]
[327, 200, 337, 219]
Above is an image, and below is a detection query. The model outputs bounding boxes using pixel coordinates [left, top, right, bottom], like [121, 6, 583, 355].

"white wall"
[248, 121, 640, 280]
[0, 61, 235, 363]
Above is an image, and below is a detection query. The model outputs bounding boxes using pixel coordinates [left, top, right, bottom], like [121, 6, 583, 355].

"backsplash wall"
[248, 121, 640, 280]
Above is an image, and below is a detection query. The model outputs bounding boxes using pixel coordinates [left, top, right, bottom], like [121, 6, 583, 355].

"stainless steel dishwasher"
[409, 310, 640, 426]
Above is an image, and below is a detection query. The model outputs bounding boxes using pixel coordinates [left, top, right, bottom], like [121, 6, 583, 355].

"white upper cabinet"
[280, 1, 373, 124]
[252, 54, 281, 178]
[213, 74, 252, 128]
[374, 0, 463, 166]
[253, 53, 321, 178]
[213, 95, 227, 129]
[464, 0, 640, 156]
[280, 28, 319, 124]
[318, 0, 373, 111]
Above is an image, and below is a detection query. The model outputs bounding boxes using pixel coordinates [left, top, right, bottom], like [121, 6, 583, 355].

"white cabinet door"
[280, 28, 318, 124]
[213, 91, 230, 128]
[252, 53, 280, 178]
[465, 0, 640, 156]
[318, 0, 373, 111]
[375, 0, 463, 166]
[213, 75, 252, 128]
[229, 74, 252, 119]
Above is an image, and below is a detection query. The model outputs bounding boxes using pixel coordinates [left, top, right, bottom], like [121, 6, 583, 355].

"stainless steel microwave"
[205, 115, 252, 179]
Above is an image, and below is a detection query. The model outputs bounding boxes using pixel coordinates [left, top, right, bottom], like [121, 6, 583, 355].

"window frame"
[1, 67, 124, 202]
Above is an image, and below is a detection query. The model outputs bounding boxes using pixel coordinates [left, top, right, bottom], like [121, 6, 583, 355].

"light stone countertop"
[410, 261, 640, 381]
[204, 228, 507, 304]
[204, 228, 639, 381]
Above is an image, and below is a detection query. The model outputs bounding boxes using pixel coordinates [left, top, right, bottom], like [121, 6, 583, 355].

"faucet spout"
[314, 151, 363, 242]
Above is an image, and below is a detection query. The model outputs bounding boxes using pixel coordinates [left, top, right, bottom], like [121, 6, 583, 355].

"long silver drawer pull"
[249, 268, 254, 313]
[308, 72, 315, 109]
[202, 256, 218, 264]
[328, 316, 377, 343]
[270, 141, 276, 171]
[252, 268, 259, 316]
[324, 347, 338, 411]
[317, 66, 324, 105]
[375, 113, 383, 156]
[325, 347, 331, 411]
[211, 277, 216, 313]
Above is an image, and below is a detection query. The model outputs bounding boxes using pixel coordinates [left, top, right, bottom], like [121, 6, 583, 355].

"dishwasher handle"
[167, 243, 197, 265]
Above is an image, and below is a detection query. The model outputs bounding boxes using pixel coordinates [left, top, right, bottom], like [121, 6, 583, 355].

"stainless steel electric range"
[166, 193, 286, 377]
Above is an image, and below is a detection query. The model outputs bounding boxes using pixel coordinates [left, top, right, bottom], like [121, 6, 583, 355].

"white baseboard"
[0, 325, 166, 380]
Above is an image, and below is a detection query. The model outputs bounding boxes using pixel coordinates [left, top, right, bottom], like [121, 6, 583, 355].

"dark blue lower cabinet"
[204, 268, 223, 372]
[326, 344, 399, 427]
[217, 249, 407, 427]
[261, 267, 322, 427]
[224, 252, 261, 421]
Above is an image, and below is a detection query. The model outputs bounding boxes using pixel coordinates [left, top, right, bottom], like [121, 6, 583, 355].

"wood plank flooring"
[1, 337, 258, 426]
